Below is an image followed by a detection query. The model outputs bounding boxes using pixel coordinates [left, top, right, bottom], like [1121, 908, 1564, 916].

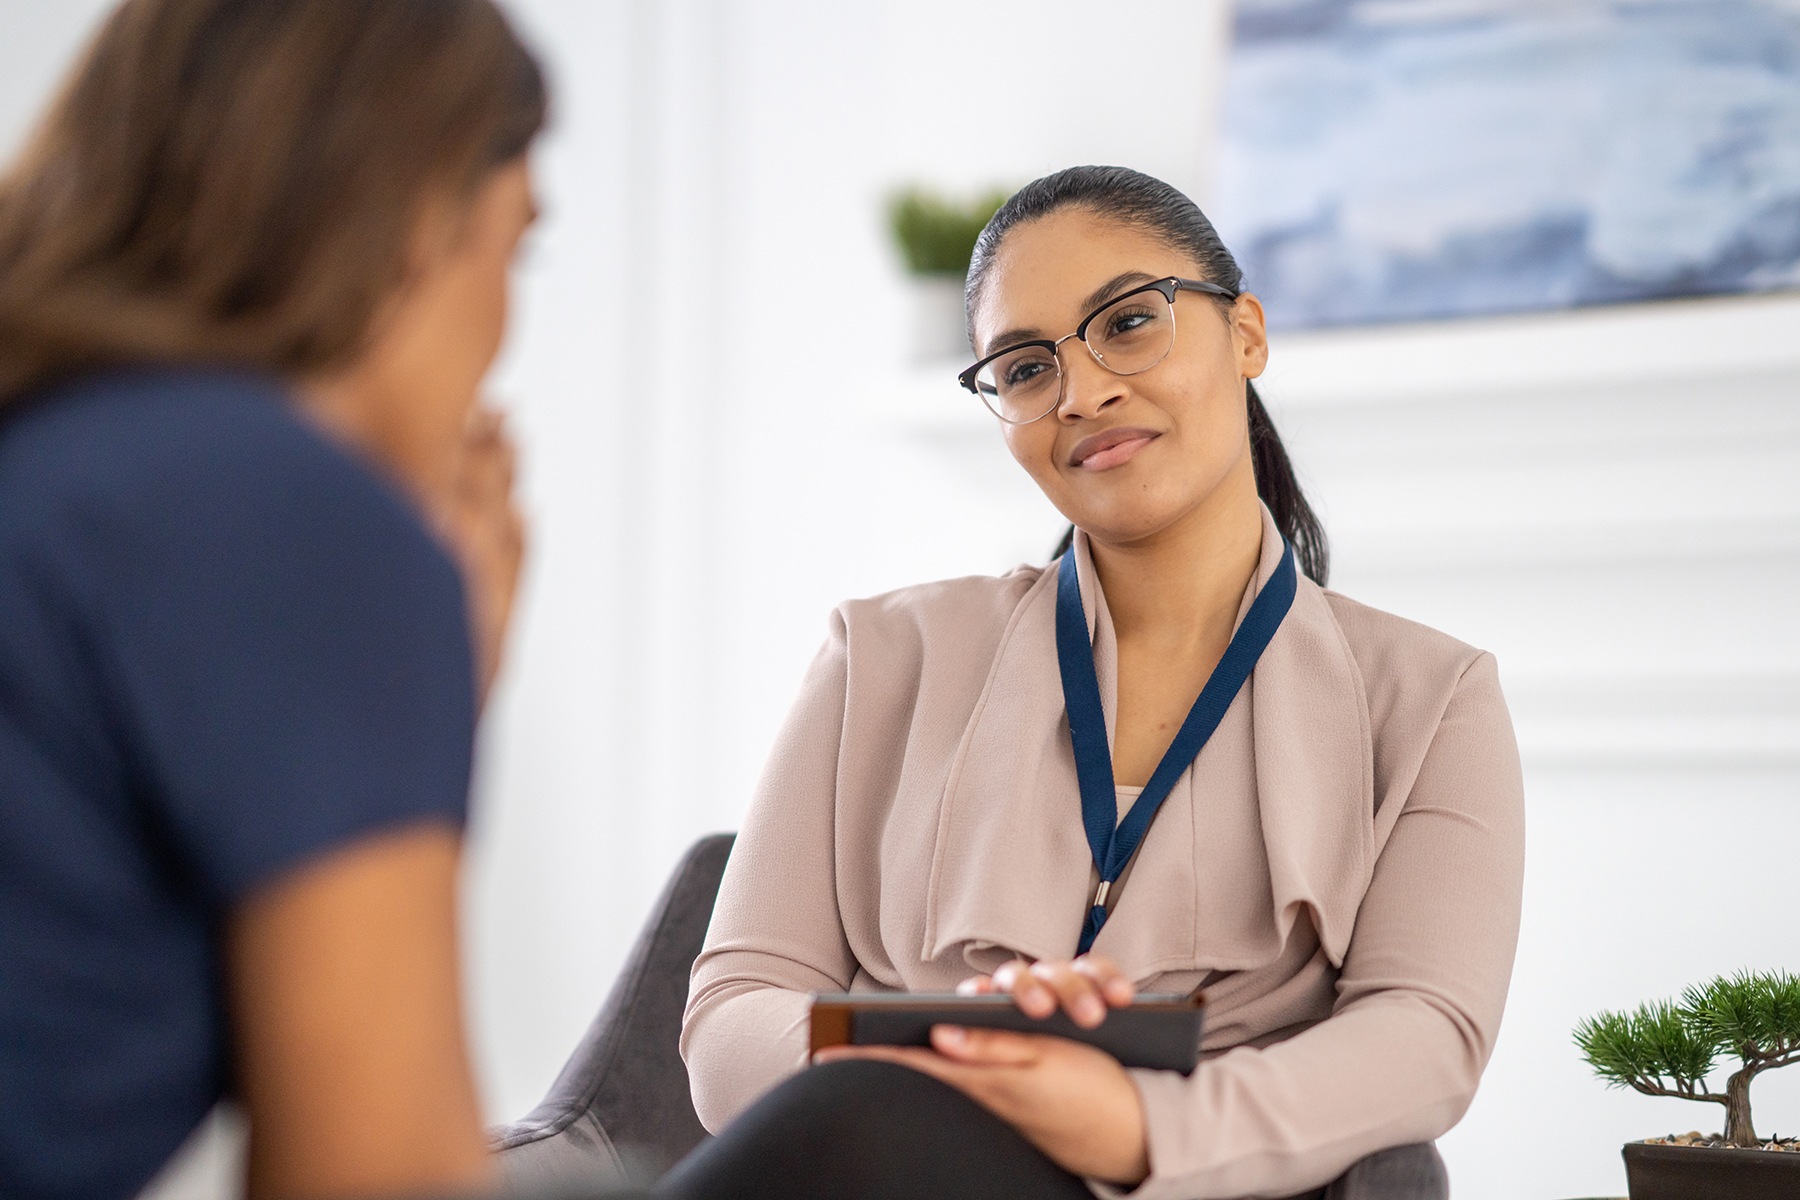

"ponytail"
[1246, 381, 1328, 585]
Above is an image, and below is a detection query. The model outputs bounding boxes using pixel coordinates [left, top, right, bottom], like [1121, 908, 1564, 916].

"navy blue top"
[0, 370, 476, 1200]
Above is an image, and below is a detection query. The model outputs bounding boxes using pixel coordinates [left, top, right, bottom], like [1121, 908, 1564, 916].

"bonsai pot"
[1623, 1140, 1800, 1200]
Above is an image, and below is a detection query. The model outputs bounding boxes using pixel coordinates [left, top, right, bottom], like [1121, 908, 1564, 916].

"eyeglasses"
[957, 277, 1239, 424]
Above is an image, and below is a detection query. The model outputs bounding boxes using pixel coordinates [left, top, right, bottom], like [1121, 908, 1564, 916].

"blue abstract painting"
[1210, 0, 1800, 329]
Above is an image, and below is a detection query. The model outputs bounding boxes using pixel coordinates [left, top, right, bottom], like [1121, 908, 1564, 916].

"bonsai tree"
[1575, 969, 1800, 1147]
[886, 187, 1009, 278]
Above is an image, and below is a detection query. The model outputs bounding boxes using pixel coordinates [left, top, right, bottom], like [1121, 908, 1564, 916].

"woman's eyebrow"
[1081, 270, 1159, 312]
[984, 325, 1046, 355]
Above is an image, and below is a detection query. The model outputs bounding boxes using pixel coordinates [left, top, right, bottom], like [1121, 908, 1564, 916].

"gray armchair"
[491, 833, 734, 1193]
[491, 831, 1447, 1199]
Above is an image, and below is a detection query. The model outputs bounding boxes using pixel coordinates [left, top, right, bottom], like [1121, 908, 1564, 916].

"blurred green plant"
[1575, 970, 1800, 1147]
[886, 187, 1009, 277]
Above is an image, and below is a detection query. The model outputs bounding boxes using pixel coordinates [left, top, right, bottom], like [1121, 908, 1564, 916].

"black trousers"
[657, 1060, 1447, 1200]
[658, 1060, 1090, 1200]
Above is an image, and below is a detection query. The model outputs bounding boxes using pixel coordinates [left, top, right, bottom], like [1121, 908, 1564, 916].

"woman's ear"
[1230, 293, 1269, 381]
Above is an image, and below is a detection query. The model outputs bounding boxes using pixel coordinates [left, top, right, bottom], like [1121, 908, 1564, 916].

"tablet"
[809, 991, 1206, 1075]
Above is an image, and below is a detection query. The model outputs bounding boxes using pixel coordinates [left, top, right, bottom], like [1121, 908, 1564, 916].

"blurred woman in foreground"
[0, 2, 543, 1197]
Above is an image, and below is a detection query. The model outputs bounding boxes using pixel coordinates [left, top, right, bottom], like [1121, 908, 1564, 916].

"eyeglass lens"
[972, 287, 1177, 423]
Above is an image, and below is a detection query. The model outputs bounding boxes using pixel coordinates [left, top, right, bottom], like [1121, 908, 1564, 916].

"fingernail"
[936, 1025, 966, 1044]
[1080, 997, 1105, 1024]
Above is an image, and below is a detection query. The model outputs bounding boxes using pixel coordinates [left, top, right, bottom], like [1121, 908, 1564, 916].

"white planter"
[906, 274, 971, 364]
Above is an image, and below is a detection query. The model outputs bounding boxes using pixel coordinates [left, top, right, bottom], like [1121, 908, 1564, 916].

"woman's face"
[970, 208, 1268, 550]
[310, 157, 537, 505]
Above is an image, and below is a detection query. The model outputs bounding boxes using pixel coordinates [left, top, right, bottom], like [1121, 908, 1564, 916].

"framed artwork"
[1211, 0, 1800, 329]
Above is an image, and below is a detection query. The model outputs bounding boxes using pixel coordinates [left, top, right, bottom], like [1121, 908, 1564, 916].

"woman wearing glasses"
[672, 167, 1524, 1200]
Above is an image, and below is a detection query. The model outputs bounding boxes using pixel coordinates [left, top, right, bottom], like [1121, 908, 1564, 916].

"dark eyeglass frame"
[957, 276, 1241, 424]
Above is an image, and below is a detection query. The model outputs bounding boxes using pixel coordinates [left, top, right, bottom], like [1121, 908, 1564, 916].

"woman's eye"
[1105, 307, 1157, 338]
[1004, 357, 1055, 388]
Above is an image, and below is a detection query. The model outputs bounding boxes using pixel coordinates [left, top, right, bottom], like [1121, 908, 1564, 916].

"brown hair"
[0, 0, 547, 405]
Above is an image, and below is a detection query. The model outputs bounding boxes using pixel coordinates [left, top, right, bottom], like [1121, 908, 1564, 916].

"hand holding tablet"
[807, 956, 1173, 1185]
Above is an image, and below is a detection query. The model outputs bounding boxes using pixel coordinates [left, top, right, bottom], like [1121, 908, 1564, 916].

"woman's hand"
[812, 955, 1148, 1185]
[960, 954, 1137, 1027]
[442, 405, 524, 704]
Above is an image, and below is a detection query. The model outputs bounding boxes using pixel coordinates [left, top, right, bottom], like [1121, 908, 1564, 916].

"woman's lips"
[1070, 427, 1159, 471]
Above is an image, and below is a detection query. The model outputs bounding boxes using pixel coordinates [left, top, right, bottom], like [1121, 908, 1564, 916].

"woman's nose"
[1056, 346, 1128, 421]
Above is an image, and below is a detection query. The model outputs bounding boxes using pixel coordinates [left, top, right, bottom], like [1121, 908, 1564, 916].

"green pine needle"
[1681, 970, 1800, 1064]
[1575, 1000, 1717, 1095]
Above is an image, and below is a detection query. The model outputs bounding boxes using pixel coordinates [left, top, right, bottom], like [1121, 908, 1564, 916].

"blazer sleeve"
[680, 612, 859, 1132]
[1114, 652, 1526, 1200]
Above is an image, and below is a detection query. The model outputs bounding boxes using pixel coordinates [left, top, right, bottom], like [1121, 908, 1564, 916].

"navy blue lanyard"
[1057, 539, 1297, 953]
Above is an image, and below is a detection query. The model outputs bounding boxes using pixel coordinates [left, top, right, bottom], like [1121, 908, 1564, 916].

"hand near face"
[443, 405, 524, 704]
[292, 159, 537, 706]
[812, 954, 1150, 1185]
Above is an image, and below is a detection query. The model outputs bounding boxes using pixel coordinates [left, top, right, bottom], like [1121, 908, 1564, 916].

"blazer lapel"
[1247, 532, 1375, 969]
[921, 536, 1116, 964]
[921, 551, 1094, 967]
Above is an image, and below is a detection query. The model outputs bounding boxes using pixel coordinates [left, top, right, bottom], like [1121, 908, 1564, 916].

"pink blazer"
[681, 507, 1525, 1199]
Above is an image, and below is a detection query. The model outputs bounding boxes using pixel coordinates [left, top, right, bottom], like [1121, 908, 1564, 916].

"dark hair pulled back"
[966, 165, 1329, 586]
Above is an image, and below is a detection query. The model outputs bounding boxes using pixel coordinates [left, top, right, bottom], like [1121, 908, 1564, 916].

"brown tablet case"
[809, 991, 1206, 1075]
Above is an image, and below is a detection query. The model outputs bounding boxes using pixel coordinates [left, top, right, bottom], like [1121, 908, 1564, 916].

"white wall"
[4, 5, 1797, 1200]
